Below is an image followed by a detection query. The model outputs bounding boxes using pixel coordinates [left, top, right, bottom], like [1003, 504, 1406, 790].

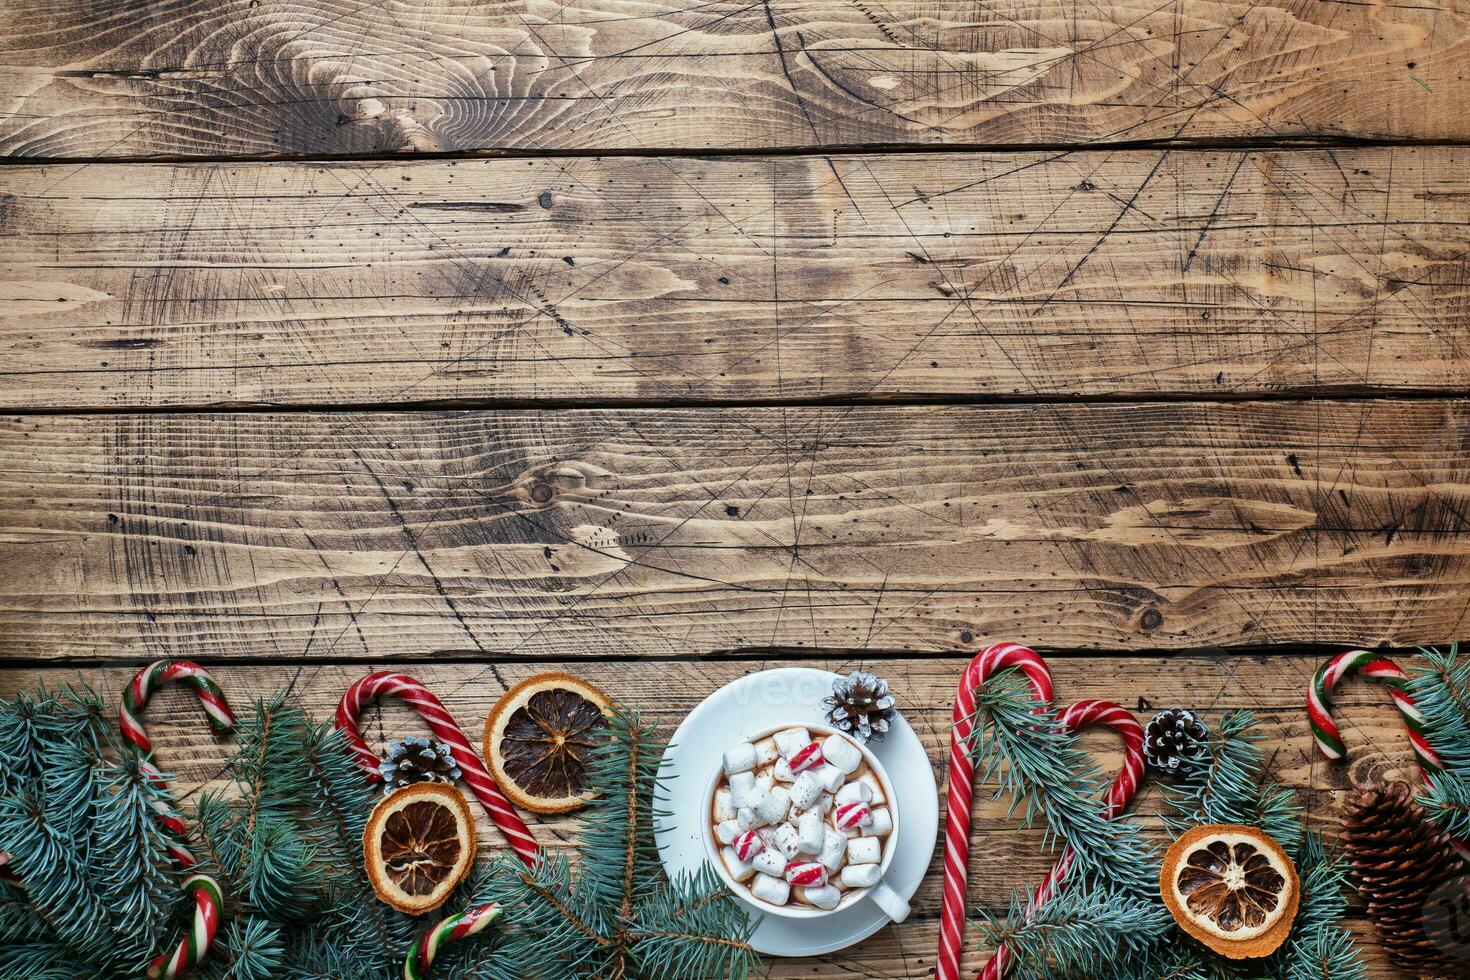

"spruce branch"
[976, 882, 1170, 979]
[967, 671, 1159, 897]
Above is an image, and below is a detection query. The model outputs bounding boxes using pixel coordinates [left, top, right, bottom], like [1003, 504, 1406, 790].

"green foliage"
[0, 686, 757, 979]
[467, 709, 760, 979]
[0, 685, 180, 974]
[1411, 644, 1470, 840]
[965, 672, 1365, 979]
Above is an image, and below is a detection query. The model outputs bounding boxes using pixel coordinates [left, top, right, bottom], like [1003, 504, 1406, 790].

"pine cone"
[378, 736, 462, 795]
[823, 671, 896, 744]
[1143, 708, 1209, 775]
[1343, 781, 1470, 974]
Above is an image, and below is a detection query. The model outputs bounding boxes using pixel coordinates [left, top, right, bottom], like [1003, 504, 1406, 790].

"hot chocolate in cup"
[701, 721, 910, 922]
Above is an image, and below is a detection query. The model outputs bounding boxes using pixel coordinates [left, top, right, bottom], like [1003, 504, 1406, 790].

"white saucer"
[653, 667, 939, 956]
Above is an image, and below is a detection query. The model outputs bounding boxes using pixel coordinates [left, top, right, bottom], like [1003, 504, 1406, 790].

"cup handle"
[868, 879, 911, 922]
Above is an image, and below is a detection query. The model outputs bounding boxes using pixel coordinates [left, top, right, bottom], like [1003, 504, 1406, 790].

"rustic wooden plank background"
[3, 0, 1467, 976]
[4, 148, 1469, 408]
[2, 0, 1469, 156]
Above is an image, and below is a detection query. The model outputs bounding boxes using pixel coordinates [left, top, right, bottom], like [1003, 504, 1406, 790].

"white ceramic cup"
[701, 721, 910, 923]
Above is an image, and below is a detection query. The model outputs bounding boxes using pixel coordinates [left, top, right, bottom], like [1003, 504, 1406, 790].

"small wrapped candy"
[834, 801, 872, 831]
[785, 862, 827, 887]
[788, 772, 821, 812]
[835, 781, 873, 807]
[847, 836, 882, 865]
[723, 742, 757, 775]
[867, 806, 893, 837]
[751, 849, 787, 878]
[774, 727, 812, 759]
[822, 734, 863, 774]
[715, 819, 741, 845]
[801, 884, 842, 910]
[749, 873, 791, 906]
[796, 808, 824, 853]
[841, 863, 881, 888]
[818, 828, 847, 872]
[721, 846, 756, 882]
[732, 829, 764, 862]
[788, 741, 824, 773]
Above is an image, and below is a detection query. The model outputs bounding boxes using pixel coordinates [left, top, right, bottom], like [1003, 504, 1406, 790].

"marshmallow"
[774, 727, 812, 759]
[789, 772, 821, 812]
[841, 863, 882, 889]
[751, 849, 787, 878]
[757, 827, 779, 848]
[867, 806, 893, 837]
[721, 846, 755, 882]
[772, 821, 801, 859]
[749, 873, 791, 906]
[755, 785, 790, 826]
[736, 806, 764, 831]
[755, 771, 775, 792]
[715, 819, 741, 845]
[834, 802, 872, 831]
[801, 884, 842, 910]
[815, 792, 835, 814]
[813, 763, 845, 793]
[732, 829, 764, 862]
[784, 862, 826, 887]
[723, 741, 757, 775]
[797, 808, 824, 853]
[788, 741, 824, 773]
[753, 737, 779, 767]
[773, 758, 796, 783]
[713, 788, 736, 822]
[858, 771, 887, 806]
[847, 836, 882, 865]
[835, 781, 873, 807]
[818, 829, 848, 872]
[822, 734, 863, 774]
[728, 771, 758, 808]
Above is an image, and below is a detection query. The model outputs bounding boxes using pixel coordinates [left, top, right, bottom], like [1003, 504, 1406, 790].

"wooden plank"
[1, 0, 1468, 158]
[3, 401, 1469, 661]
[0, 657, 1417, 977]
[4, 148, 1469, 409]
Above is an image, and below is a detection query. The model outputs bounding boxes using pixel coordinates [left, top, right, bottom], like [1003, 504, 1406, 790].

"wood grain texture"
[0, 656, 1420, 977]
[4, 401, 1470, 662]
[2, 0, 1469, 158]
[4, 147, 1470, 408]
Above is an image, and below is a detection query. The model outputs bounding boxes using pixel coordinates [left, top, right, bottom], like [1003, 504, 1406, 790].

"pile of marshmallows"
[714, 727, 892, 910]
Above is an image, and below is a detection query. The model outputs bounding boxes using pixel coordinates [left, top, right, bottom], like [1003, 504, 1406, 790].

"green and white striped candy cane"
[404, 903, 500, 979]
[1309, 649, 1470, 863]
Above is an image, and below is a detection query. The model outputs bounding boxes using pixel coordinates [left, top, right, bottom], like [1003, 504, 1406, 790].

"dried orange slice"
[484, 672, 611, 814]
[1161, 823, 1299, 958]
[364, 783, 476, 915]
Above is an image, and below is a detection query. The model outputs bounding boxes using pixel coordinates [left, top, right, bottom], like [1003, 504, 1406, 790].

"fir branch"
[976, 882, 1170, 979]
[1163, 710, 1301, 856]
[967, 671, 1159, 896]
[1411, 644, 1470, 839]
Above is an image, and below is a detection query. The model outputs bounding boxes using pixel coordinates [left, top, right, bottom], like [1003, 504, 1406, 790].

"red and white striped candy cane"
[118, 660, 236, 980]
[336, 673, 542, 868]
[978, 699, 1144, 980]
[937, 642, 1054, 980]
[1309, 649, 1470, 863]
